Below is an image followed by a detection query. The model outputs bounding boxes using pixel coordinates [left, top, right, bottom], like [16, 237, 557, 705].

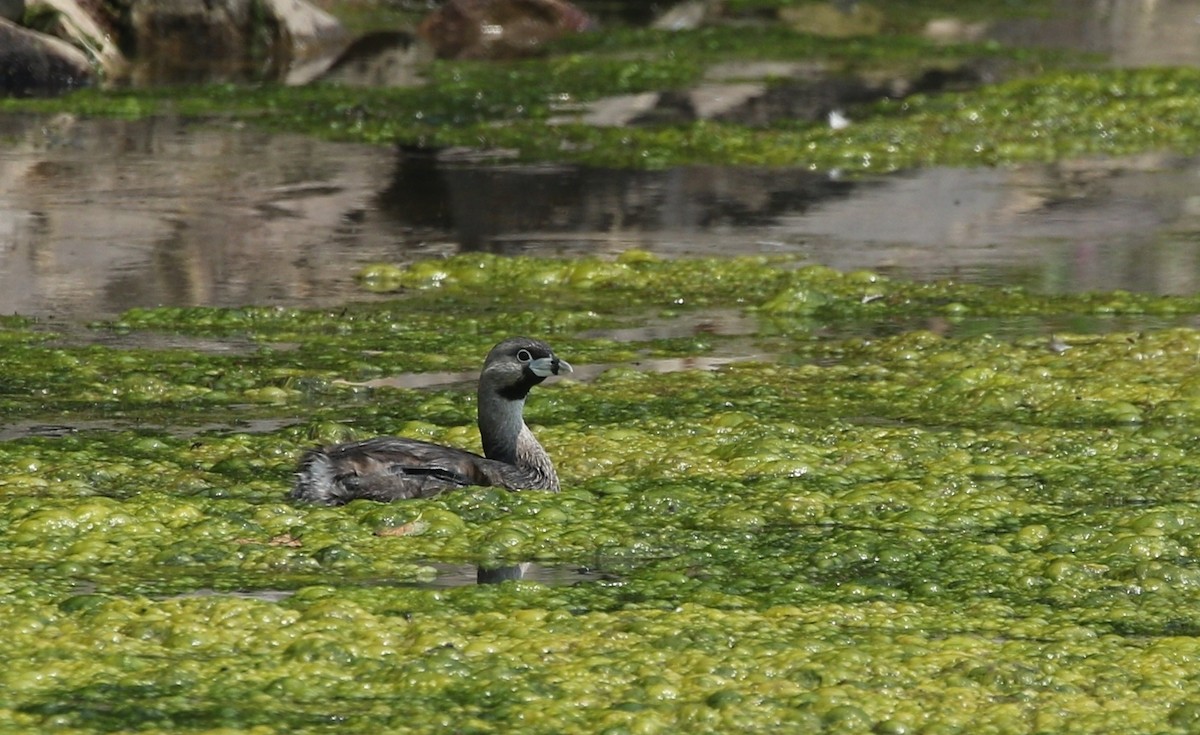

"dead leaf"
[375, 521, 430, 537]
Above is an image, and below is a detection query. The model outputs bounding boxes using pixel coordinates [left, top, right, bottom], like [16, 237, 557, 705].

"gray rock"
[26, 0, 127, 77]
[704, 61, 825, 83]
[548, 92, 661, 127]
[418, 0, 593, 60]
[262, 0, 345, 60]
[0, 17, 94, 97]
[123, 0, 345, 84]
[311, 31, 432, 88]
[651, 0, 720, 31]
[0, 0, 24, 23]
[688, 83, 766, 121]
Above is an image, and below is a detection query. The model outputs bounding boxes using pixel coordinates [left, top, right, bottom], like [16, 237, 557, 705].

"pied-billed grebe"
[291, 337, 572, 505]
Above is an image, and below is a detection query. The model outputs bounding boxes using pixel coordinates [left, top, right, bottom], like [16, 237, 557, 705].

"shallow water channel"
[3, 113, 1200, 324]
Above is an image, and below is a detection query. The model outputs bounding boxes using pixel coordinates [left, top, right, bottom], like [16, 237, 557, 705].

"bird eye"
[516, 349, 533, 362]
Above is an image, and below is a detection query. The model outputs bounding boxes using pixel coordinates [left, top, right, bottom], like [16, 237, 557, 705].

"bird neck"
[477, 389, 558, 489]
[478, 390, 527, 463]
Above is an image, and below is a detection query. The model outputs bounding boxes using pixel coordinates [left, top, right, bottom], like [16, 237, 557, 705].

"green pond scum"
[4, 255, 1200, 732]
[7, 1, 1200, 728]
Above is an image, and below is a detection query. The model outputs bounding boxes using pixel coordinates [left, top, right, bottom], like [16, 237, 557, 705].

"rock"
[704, 60, 825, 82]
[779, 2, 884, 37]
[549, 91, 660, 127]
[561, 76, 880, 128]
[552, 53, 988, 129]
[687, 83, 767, 120]
[262, 0, 345, 59]
[629, 89, 695, 125]
[124, 0, 345, 84]
[313, 31, 432, 88]
[0, 0, 23, 22]
[714, 77, 880, 126]
[24, 0, 344, 85]
[418, 0, 593, 60]
[923, 18, 989, 44]
[651, 0, 722, 31]
[26, 0, 127, 78]
[0, 17, 94, 97]
[125, 0, 252, 83]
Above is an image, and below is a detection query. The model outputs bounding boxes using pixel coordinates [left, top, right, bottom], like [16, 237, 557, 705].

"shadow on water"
[378, 147, 857, 251]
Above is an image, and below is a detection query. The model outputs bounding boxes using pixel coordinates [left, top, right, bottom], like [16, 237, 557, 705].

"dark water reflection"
[380, 148, 855, 250]
[2, 114, 1200, 321]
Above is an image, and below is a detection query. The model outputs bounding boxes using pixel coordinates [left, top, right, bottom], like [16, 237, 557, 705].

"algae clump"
[1, 255, 1200, 731]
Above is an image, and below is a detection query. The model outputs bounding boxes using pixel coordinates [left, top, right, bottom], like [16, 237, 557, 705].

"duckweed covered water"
[3, 255, 1200, 732]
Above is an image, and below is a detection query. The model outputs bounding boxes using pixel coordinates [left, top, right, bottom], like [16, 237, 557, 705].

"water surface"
[3, 115, 1200, 322]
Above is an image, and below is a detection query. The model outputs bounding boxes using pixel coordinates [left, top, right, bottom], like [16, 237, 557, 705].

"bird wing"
[292, 435, 552, 505]
[325, 436, 495, 500]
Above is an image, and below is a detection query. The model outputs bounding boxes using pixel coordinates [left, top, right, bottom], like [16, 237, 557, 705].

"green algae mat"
[4, 253, 1200, 733]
